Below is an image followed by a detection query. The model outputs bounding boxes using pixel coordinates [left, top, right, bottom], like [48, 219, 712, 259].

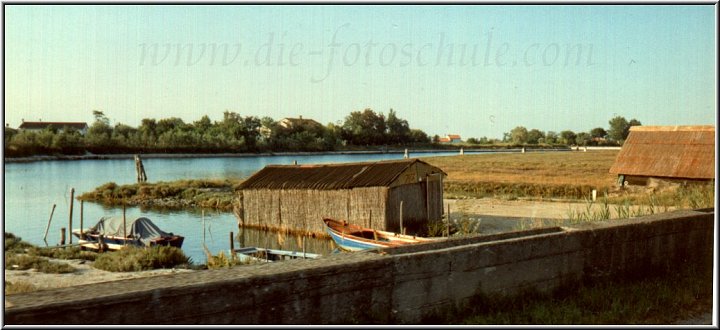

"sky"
[3, 5, 717, 139]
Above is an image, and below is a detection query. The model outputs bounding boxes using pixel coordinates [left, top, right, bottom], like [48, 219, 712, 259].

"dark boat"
[323, 218, 436, 251]
[72, 216, 184, 251]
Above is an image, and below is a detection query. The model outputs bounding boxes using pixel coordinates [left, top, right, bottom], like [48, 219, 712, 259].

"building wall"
[239, 187, 388, 234]
[5, 209, 712, 325]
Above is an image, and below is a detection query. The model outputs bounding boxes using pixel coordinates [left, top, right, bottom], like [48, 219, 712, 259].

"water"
[3, 150, 477, 263]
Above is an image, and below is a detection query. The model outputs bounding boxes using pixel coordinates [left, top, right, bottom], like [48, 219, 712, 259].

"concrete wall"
[5, 209, 713, 325]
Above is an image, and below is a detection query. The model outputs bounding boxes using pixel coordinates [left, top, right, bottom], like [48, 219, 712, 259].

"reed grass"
[4, 281, 37, 295]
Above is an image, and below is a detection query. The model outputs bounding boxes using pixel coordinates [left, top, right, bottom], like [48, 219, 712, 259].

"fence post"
[60, 228, 66, 246]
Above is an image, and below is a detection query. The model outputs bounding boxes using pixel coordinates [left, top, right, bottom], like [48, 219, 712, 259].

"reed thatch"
[609, 126, 715, 183]
[235, 159, 446, 235]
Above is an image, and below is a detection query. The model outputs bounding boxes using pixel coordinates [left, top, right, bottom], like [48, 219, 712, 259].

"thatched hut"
[235, 159, 447, 235]
[609, 125, 715, 186]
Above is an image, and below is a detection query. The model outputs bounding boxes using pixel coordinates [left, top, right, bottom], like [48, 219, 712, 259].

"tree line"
[3, 109, 432, 157]
[466, 116, 642, 146]
[4, 110, 641, 158]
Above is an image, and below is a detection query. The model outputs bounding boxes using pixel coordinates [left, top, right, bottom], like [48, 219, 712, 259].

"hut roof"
[238, 158, 446, 190]
[609, 125, 715, 179]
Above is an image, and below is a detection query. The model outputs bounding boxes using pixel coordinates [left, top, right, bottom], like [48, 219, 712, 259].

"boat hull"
[233, 247, 321, 263]
[72, 230, 184, 251]
[323, 218, 434, 251]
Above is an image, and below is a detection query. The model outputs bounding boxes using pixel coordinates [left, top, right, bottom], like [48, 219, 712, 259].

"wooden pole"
[399, 200, 404, 234]
[60, 228, 66, 246]
[229, 231, 234, 254]
[68, 188, 74, 244]
[122, 203, 127, 245]
[43, 204, 56, 242]
[79, 200, 84, 238]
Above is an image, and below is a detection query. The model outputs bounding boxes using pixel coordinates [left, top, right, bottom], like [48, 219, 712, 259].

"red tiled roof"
[447, 134, 461, 139]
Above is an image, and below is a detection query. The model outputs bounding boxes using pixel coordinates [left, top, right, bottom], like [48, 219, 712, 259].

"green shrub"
[28, 246, 96, 261]
[5, 254, 76, 274]
[92, 245, 191, 272]
[4, 232, 34, 253]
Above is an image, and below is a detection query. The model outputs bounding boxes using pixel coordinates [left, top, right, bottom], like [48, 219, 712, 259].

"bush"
[4, 254, 76, 274]
[28, 246, 96, 261]
[93, 245, 191, 272]
[4, 232, 34, 253]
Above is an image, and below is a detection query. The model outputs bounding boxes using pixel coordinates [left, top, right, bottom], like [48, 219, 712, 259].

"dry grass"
[421, 151, 620, 199]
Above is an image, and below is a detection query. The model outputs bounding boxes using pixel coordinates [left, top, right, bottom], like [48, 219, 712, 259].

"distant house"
[609, 125, 715, 186]
[439, 134, 462, 144]
[18, 121, 89, 135]
[278, 116, 322, 130]
[235, 159, 447, 235]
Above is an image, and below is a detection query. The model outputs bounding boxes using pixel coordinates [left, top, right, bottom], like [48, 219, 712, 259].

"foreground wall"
[5, 209, 713, 324]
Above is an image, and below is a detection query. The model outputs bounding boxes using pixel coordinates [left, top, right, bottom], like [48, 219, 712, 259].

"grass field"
[421, 150, 620, 199]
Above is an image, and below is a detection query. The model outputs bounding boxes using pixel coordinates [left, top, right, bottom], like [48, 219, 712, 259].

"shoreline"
[2, 146, 589, 164]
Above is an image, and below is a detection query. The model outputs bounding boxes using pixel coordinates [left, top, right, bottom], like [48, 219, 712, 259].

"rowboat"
[72, 216, 184, 251]
[232, 247, 321, 263]
[323, 218, 435, 251]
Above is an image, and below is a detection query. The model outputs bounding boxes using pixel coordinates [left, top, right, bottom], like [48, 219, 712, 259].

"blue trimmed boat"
[72, 216, 184, 251]
[323, 218, 434, 251]
[233, 247, 321, 263]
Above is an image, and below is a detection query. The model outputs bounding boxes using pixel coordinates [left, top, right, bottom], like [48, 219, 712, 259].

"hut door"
[426, 173, 443, 221]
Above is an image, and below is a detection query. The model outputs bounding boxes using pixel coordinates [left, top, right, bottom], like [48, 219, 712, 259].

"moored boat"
[72, 216, 184, 251]
[232, 247, 321, 263]
[323, 218, 435, 251]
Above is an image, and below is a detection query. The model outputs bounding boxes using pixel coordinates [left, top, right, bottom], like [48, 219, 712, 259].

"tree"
[509, 126, 528, 144]
[466, 137, 480, 144]
[590, 127, 607, 139]
[608, 116, 629, 143]
[575, 132, 591, 146]
[341, 108, 387, 145]
[526, 129, 545, 144]
[545, 131, 558, 144]
[559, 130, 576, 145]
[386, 109, 410, 144]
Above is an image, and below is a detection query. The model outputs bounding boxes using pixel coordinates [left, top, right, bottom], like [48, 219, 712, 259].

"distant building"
[18, 121, 89, 135]
[439, 134, 462, 144]
[278, 116, 322, 130]
[609, 125, 715, 186]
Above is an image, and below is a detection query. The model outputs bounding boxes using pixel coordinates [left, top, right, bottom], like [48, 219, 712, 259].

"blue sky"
[3, 5, 716, 139]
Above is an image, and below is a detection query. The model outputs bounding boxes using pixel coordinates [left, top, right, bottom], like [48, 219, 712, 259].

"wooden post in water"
[135, 154, 147, 183]
[122, 204, 127, 245]
[68, 188, 74, 244]
[43, 204, 56, 242]
[79, 200, 84, 238]
[60, 228, 66, 246]
[229, 231, 234, 254]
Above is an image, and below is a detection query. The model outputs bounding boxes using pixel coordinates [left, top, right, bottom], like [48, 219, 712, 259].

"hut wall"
[240, 188, 389, 234]
[348, 187, 388, 230]
[385, 183, 428, 233]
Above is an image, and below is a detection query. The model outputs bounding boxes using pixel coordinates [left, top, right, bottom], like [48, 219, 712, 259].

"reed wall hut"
[235, 159, 447, 235]
[609, 125, 715, 186]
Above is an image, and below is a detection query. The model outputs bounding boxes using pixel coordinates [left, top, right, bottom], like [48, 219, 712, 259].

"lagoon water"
[4, 151, 475, 263]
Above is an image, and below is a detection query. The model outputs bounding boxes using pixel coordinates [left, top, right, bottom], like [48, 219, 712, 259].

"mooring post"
[79, 200, 84, 238]
[60, 227, 66, 246]
[229, 231, 234, 254]
[68, 188, 74, 244]
[43, 204, 56, 243]
[122, 203, 127, 245]
[98, 235, 105, 252]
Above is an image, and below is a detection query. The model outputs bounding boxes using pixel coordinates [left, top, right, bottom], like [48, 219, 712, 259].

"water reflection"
[234, 226, 336, 256]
